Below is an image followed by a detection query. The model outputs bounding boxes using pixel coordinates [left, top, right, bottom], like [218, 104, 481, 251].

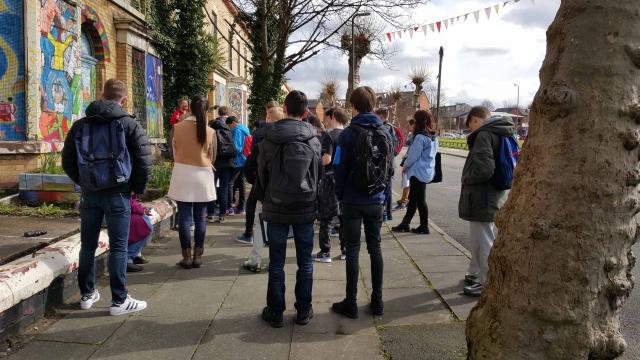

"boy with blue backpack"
[62, 79, 152, 315]
[459, 106, 517, 297]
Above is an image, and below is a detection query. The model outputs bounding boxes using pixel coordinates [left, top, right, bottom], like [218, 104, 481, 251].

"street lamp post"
[351, 12, 371, 90]
[514, 83, 520, 112]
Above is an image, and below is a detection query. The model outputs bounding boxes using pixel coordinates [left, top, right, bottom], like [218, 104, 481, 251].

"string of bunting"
[383, 0, 536, 43]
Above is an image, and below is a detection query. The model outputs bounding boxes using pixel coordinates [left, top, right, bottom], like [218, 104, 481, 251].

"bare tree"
[481, 100, 496, 111]
[467, 1, 640, 358]
[319, 78, 340, 108]
[388, 87, 403, 126]
[408, 65, 430, 110]
[424, 81, 446, 110]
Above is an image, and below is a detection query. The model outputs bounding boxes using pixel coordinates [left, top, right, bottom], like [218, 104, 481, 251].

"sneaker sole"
[295, 312, 314, 326]
[80, 292, 100, 310]
[313, 258, 332, 263]
[235, 240, 254, 246]
[110, 302, 147, 316]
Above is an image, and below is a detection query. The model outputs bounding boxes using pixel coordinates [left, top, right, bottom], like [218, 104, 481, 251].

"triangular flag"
[436, 21, 441, 32]
[473, 10, 480, 23]
[444, 19, 449, 29]
[494, 4, 500, 14]
[449, 18, 455, 26]
[464, 13, 470, 21]
[409, 28, 414, 38]
[485, 7, 492, 19]
[414, 26, 420, 32]
[429, 23, 435, 32]
[457, 16, 461, 21]
[504, 1, 510, 7]
[397, 31, 402, 39]
[422, 25, 428, 35]
[386, 32, 392, 42]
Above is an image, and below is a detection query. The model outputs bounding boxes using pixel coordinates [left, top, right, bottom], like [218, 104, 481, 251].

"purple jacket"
[129, 195, 151, 244]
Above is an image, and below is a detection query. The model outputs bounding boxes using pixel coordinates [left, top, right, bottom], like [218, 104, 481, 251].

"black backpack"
[266, 139, 319, 210]
[215, 123, 236, 159]
[351, 123, 393, 195]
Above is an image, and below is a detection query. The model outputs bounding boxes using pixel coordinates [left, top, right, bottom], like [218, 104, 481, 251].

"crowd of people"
[60, 78, 515, 321]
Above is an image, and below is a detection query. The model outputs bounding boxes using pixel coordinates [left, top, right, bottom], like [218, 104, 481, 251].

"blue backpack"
[490, 136, 519, 190]
[74, 117, 132, 192]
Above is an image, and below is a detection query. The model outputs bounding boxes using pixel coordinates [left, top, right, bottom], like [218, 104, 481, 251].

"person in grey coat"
[459, 106, 516, 297]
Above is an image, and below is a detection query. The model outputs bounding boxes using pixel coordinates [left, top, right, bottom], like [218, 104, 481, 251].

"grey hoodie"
[257, 119, 322, 224]
[458, 117, 516, 222]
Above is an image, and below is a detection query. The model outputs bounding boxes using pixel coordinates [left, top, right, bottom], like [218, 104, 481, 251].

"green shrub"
[0, 202, 78, 218]
[149, 161, 172, 195]
[38, 152, 65, 174]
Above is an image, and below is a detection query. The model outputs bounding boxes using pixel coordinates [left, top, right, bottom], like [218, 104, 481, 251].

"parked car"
[443, 133, 457, 139]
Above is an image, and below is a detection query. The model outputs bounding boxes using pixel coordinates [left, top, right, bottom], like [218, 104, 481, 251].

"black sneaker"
[391, 224, 411, 233]
[127, 263, 144, 272]
[133, 256, 149, 264]
[411, 226, 430, 234]
[369, 299, 384, 316]
[331, 299, 358, 319]
[262, 307, 284, 328]
[296, 307, 314, 326]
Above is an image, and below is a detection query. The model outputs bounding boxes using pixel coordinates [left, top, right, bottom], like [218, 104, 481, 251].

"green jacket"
[458, 117, 516, 222]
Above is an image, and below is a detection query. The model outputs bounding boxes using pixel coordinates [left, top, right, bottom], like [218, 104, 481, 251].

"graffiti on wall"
[145, 54, 162, 138]
[0, 0, 26, 140]
[131, 48, 146, 130]
[39, 0, 79, 142]
[228, 87, 244, 123]
[81, 5, 110, 62]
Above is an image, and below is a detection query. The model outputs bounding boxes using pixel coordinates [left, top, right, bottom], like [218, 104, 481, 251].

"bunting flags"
[382, 0, 534, 43]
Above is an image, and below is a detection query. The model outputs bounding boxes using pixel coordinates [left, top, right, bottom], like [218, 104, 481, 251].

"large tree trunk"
[466, 1, 640, 359]
[345, 55, 363, 108]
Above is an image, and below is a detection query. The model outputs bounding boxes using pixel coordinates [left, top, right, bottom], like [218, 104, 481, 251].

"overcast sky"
[285, 0, 560, 108]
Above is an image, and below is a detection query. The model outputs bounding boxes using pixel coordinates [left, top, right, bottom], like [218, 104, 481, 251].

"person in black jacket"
[208, 106, 234, 223]
[257, 91, 321, 328]
[61, 79, 151, 316]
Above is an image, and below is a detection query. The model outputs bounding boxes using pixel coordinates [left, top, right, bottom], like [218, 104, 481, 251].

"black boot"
[411, 226, 430, 234]
[391, 223, 411, 232]
[331, 299, 358, 319]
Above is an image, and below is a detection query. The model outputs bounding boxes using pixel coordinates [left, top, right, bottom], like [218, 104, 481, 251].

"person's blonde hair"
[268, 107, 285, 121]
[103, 79, 127, 101]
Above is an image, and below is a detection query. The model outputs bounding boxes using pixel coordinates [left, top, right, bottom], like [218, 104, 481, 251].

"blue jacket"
[232, 123, 250, 167]
[334, 112, 386, 205]
[406, 133, 438, 183]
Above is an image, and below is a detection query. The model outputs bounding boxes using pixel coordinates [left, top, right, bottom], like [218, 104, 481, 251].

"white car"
[443, 133, 457, 139]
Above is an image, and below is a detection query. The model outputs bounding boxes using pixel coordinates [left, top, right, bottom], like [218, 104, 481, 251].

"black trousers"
[244, 186, 258, 236]
[342, 203, 384, 302]
[229, 167, 246, 211]
[318, 216, 344, 253]
[401, 176, 428, 228]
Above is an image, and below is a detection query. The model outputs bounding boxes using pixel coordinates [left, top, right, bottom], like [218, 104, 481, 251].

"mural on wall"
[145, 54, 162, 138]
[215, 81, 226, 107]
[0, 0, 26, 140]
[228, 87, 244, 123]
[81, 4, 111, 62]
[39, 0, 80, 142]
[131, 48, 146, 130]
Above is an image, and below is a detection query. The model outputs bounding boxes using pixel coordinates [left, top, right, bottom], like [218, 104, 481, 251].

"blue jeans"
[214, 167, 234, 217]
[128, 216, 152, 259]
[177, 201, 207, 249]
[79, 192, 131, 304]
[266, 222, 314, 313]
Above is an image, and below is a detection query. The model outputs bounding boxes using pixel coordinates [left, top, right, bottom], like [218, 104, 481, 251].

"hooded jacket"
[334, 112, 388, 205]
[258, 119, 321, 224]
[208, 118, 235, 169]
[243, 121, 269, 186]
[458, 117, 516, 222]
[62, 99, 152, 195]
[232, 123, 251, 168]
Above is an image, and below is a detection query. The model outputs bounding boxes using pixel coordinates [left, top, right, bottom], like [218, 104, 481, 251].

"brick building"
[0, 0, 252, 188]
[377, 91, 430, 132]
[204, 0, 252, 125]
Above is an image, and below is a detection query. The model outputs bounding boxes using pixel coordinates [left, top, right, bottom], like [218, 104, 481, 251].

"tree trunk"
[466, 1, 640, 359]
[345, 55, 363, 109]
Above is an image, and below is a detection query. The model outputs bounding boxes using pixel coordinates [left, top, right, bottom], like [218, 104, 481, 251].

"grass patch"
[149, 160, 172, 195]
[0, 202, 78, 218]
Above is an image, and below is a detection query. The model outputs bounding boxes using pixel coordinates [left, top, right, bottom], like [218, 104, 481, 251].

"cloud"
[461, 47, 510, 57]
[502, 0, 560, 29]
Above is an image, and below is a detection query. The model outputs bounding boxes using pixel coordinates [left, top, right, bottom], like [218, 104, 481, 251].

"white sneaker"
[80, 290, 100, 310]
[110, 295, 147, 316]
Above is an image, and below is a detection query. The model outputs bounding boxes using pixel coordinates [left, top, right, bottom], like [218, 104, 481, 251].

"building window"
[211, 11, 217, 34]
[237, 40, 241, 74]
[228, 30, 233, 70]
[244, 47, 248, 77]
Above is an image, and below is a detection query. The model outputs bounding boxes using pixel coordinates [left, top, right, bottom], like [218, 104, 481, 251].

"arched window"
[79, 30, 98, 118]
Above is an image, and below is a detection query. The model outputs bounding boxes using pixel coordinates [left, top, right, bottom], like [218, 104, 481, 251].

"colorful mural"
[80, 4, 110, 62]
[228, 87, 243, 121]
[39, 0, 79, 142]
[131, 48, 146, 130]
[145, 54, 162, 138]
[0, 0, 26, 140]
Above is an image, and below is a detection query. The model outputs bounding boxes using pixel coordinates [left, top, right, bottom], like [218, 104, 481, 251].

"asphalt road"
[391, 153, 640, 358]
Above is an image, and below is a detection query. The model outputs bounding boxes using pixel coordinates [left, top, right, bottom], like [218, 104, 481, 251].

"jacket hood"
[210, 118, 231, 131]
[351, 112, 383, 128]
[265, 119, 316, 144]
[85, 100, 131, 123]
[468, 116, 515, 142]
[236, 123, 250, 136]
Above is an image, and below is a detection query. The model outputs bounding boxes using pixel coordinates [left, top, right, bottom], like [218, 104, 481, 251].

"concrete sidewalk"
[7, 207, 474, 360]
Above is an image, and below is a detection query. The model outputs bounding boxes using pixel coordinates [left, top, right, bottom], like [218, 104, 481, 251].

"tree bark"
[466, 1, 640, 359]
[345, 55, 363, 108]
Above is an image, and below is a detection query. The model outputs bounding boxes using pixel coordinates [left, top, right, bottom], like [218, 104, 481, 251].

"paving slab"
[376, 288, 453, 326]
[141, 279, 233, 320]
[36, 306, 126, 344]
[380, 322, 467, 360]
[289, 332, 383, 360]
[8, 340, 96, 360]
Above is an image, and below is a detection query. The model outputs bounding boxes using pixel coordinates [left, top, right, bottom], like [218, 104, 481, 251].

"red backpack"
[242, 135, 253, 157]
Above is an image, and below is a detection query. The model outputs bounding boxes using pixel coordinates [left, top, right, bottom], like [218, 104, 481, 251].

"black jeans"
[229, 167, 246, 211]
[401, 176, 428, 228]
[216, 167, 234, 216]
[342, 203, 384, 302]
[318, 216, 344, 254]
[244, 186, 258, 236]
[384, 179, 393, 219]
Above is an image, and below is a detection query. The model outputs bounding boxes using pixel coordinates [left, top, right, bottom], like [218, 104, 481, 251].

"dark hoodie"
[334, 112, 388, 205]
[458, 116, 516, 222]
[257, 119, 321, 224]
[62, 99, 152, 194]
[208, 118, 235, 169]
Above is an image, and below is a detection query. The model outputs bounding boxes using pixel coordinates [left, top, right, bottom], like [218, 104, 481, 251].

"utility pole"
[435, 46, 444, 123]
[514, 83, 520, 112]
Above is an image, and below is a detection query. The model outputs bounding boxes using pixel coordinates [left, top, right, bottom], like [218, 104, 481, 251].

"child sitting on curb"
[128, 195, 152, 272]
